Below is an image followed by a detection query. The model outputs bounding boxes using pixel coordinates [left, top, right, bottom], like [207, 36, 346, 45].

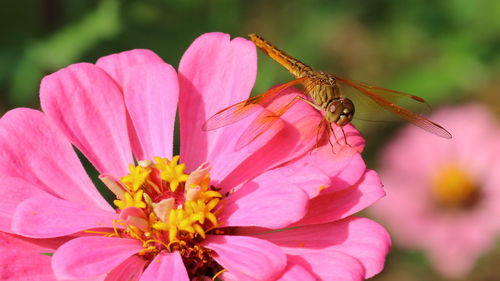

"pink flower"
[0, 33, 389, 280]
[370, 104, 500, 278]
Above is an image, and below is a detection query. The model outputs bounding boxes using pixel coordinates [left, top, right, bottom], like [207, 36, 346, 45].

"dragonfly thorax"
[325, 98, 355, 126]
[304, 72, 355, 126]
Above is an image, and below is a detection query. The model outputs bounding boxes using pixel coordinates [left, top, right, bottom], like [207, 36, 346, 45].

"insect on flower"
[204, 34, 452, 149]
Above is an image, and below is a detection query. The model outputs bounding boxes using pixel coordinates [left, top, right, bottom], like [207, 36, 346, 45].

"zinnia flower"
[0, 32, 389, 280]
[370, 104, 500, 278]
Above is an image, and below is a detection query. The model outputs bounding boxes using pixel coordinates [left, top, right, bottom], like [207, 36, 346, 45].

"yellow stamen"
[193, 224, 206, 238]
[152, 221, 168, 231]
[212, 269, 228, 280]
[169, 226, 178, 242]
[204, 191, 222, 198]
[155, 156, 189, 192]
[121, 164, 151, 192]
[207, 198, 220, 211]
[133, 190, 146, 208]
[83, 230, 114, 236]
[206, 212, 218, 226]
[138, 246, 158, 256]
[94, 156, 225, 278]
[114, 190, 146, 210]
[144, 239, 170, 251]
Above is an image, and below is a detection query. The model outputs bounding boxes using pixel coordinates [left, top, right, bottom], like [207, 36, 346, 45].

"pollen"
[103, 156, 223, 278]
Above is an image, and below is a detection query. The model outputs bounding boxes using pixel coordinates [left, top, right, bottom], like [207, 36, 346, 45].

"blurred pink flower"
[0, 33, 389, 280]
[370, 104, 500, 278]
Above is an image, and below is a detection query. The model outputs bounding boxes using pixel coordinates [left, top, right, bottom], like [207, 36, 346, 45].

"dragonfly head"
[326, 98, 355, 126]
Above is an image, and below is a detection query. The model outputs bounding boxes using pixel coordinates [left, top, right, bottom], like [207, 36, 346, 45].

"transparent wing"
[235, 93, 305, 150]
[350, 79, 428, 103]
[202, 77, 307, 131]
[334, 75, 452, 139]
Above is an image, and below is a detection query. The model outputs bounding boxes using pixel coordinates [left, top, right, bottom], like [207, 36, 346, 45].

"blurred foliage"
[10, 0, 120, 106]
[1, 0, 500, 280]
[2, 0, 500, 140]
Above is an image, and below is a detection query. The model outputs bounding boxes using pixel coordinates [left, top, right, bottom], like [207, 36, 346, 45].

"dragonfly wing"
[203, 78, 306, 131]
[235, 110, 283, 150]
[203, 102, 261, 131]
[354, 79, 427, 103]
[335, 76, 452, 139]
[234, 93, 305, 150]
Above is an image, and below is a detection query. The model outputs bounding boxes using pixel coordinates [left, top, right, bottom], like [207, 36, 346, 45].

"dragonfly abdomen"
[249, 34, 312, 78]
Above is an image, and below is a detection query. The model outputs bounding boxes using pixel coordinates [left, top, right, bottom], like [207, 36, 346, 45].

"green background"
[1, 0, 499, 280]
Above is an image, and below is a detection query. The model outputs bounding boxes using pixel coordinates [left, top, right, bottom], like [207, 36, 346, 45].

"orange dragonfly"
[204, 33, 452, 149]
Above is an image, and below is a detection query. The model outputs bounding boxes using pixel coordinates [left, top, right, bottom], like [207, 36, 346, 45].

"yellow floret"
[121, 164, 151, 192]
[113, 190, 146, 209]
[155, 156, 189, 192]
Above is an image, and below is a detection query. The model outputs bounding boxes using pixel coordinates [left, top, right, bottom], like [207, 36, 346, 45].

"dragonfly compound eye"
[337, 98, 355, 126]
[326, 98, 355, 126]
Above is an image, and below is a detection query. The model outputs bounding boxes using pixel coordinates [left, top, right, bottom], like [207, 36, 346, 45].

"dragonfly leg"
[328, 123, 338, 153]
[328, 123, 353, 153]
[295, 95, 323, 111]
[313, 119, 327, 152]
[331, 123, 341, 145]
[274, 94, 312, 116]
[340, 126, 352, 148]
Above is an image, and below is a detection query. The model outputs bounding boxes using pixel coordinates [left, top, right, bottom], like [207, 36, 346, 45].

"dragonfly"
[203, 33, 452, 149]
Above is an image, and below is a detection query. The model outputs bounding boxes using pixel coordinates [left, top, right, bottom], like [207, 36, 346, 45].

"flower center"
[99, 156, 224, 277]
[431, 164, 480, 209]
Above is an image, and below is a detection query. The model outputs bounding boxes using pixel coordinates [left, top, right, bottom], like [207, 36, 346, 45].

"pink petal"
[275, 261, 317, 281]
[105, 255, 147, 281]
[326, 153, 367, 194]
[260, 152, 350, 199]
[12, 196, 119, 238]
[1, 231, 72, 250]
[96, 49, 165, 88]
[287, 145, 366, 196]
[0, 108, 111, 211]
[139, 251, 189, 281]
[255, 217, 390, 278]
[204, 235, 286, 281]
[124, 63, 178, 160]
[211, 90, 324, 191]
[96, 49, 166, 167]
[178, 32, 257, 170]
[40, 63, 133, 178]
[0, 232, 61, 280]
[0, 177, 51, 233]
[294, 170, 384, 225]
[287, 252, 365, 281]
[267, 166, 332, 199]
[219, 171, 309, 229]
[52, 236, 143, 279]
